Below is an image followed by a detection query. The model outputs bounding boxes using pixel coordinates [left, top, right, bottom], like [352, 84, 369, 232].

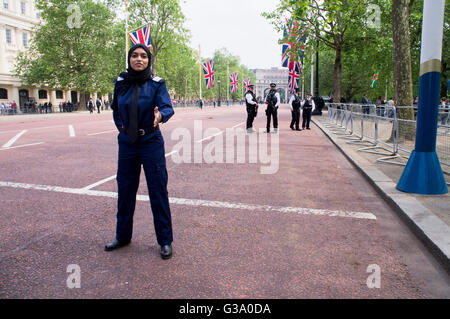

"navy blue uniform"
[112, 76, 174, 246]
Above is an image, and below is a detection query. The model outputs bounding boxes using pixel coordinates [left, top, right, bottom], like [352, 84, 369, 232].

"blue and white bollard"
[397, 0, 448, 195]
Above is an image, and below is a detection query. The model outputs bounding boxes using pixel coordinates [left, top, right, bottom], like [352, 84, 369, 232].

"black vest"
[304, 99, 312, 110]
[266, 90, 277, 107]
[292, 94, 301, 109]
[245, 91, 257, 108]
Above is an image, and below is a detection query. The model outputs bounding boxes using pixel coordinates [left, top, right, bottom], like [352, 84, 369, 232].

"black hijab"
[119, 44, 153, 84]
[111, 44, 153, 114]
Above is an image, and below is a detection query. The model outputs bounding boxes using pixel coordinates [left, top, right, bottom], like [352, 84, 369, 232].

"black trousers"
[246, 106, 256, 129]
[302, 108, 312, 129]
[116, 132, 173, 246]
[290, 108, 300, 129]
[266, 107, 278, 131]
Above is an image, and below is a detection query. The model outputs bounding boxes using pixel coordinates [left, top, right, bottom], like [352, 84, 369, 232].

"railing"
[324, 103, 450, 176]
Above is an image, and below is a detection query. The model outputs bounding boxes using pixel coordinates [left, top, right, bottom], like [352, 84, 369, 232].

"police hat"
[295, 88, 300, 93]
[306, 92, 312, 96]
[248, 85, 255, 89]
[270, 83, 276, 87]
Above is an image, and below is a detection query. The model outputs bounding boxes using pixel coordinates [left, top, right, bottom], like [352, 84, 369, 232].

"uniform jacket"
[112, 76, 174, 144]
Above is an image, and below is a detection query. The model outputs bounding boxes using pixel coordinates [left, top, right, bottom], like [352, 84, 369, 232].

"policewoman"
[105, 43, 174, 260]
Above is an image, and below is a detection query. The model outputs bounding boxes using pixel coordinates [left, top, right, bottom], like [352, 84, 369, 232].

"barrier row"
[324, 103, 449, 176]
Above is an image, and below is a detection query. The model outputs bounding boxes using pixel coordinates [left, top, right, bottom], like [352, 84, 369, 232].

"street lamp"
[217, 77, 221, 107]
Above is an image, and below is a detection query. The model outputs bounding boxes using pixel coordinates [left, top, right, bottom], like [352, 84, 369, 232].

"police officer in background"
[301, 92, 315, 130]
[106, 43, 175, 260]
[245, 84, 258, 133]
[289, 87, 302, 131]
[265, 83, 280, 133]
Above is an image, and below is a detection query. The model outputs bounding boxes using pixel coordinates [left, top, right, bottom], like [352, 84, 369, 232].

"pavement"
[312, 113, 450, 275]
[0, 105, 449, 299]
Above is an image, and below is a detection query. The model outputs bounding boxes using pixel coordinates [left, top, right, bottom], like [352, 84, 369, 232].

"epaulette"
[152, 76, 165, 83]
[113, 76, 124, 84]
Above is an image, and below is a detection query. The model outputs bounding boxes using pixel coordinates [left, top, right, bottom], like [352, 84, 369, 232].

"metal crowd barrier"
[325, 103, 450, 177]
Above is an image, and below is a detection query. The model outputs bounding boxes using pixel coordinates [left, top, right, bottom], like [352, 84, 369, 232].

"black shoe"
[295, 128, 302, 131]
[160, 244, 172, 260]
[307, 127, 311, 130]
[104, 239, 130, 251]
[290, 126, 294, 130]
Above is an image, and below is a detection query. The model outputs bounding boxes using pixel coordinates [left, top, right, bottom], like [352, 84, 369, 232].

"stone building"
[249, 67, 290, 103]
[0, 0, 83, 112]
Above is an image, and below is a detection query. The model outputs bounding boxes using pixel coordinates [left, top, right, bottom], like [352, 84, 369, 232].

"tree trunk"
[333, 44, 342, 102]
[392, 0, 415, 141]
[80, 91, 87, 111]
[440, 60, 447, 98]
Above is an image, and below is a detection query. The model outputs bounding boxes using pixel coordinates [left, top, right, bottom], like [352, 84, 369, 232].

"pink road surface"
[0, 106, 448, 298]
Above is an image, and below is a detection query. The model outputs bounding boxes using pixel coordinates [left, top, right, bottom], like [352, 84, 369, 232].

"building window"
[22, 33, 28, 47]
[5, 29, 11, 44]
[21, 1, 25, 14]
[3, 0, 8, 9]
[38, 90, 47, 99]
[55, 90, 63, 99]
[0, 88, 7, 99]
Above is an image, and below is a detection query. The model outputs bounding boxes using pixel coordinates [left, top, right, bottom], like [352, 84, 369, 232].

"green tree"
[14, 0, 118, 108]
[127, 0, 188, 72]
[199, 48, 255, 103]
[392, 0, 415, 140]
[263, 0, 374, 102]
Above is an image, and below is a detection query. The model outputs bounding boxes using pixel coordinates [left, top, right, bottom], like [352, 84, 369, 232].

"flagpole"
[199, 45, 202, 101]
[310, 46, 314, 96]
[227, 63, 229, 105]
[397, 0, 447, 194]
[385, 78, 388, 102]
[302, 72, 304, 100]
[125, 0, 129, 70]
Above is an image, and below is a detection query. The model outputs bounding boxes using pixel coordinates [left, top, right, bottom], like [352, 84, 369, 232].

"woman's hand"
[154, 106, 162, 127]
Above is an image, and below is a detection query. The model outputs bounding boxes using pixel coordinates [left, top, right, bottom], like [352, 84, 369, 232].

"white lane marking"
[69, 125, 75, 137]
[231, 122, 245, 129]
[2, 130, 27, 148]
[0, 142, 45, 151]
[165, 150, 179, 157]
[79, 150, 179, 190]
[87, 130, 117, 136]
[194, 122, 245, 143]
[82, 175, 117, 190]
[0, 181, 377, 220]
[195, 130, 224, 143]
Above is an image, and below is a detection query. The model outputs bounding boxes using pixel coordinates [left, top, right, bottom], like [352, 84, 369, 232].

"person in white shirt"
[301, 93, 315, 130]
[289, 87, 302, 131]
[245, 85, 258, 133]
[264, 82, 281, 133]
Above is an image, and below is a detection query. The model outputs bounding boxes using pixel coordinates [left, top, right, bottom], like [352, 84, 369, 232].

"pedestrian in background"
[265, 82, 280, 133]
[301, 92, 315, 130]
[289, 87, 301, 131]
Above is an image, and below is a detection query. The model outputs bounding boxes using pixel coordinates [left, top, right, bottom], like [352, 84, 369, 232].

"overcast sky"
[180, 0, 283, 70]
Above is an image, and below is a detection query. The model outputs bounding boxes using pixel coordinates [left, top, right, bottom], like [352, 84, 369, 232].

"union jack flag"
[281, 43, 291, 68]
[129, 24, 152, 50]
[229, 72, 238, 93]
[202, 59, 214, 90]
[282, 19, 310, 68]
[288, 61, 301, 94]
[243, 78, 250, 92]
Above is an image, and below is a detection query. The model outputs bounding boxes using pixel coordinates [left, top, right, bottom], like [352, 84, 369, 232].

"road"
[0, 105, 448, 298]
